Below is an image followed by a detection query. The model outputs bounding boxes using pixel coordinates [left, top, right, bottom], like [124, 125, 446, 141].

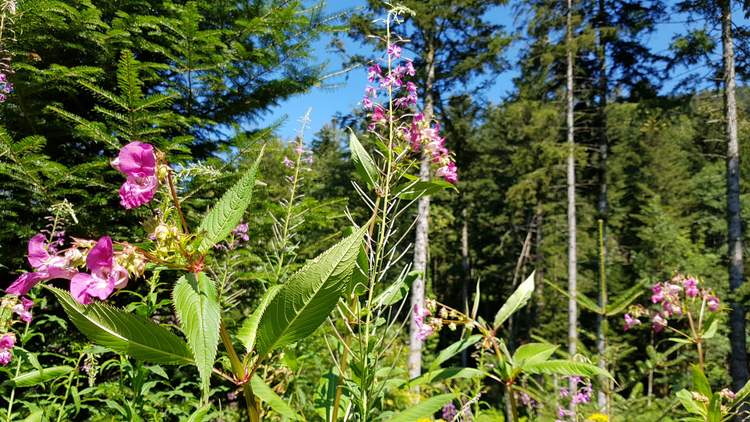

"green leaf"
[691, 364, 712, 397]
[237, 285, 282, 353]
[348, 129, 379, 189]
[173, 272, 221, 401]
[605, 281, 646, 316]
[702, 319, 719, 339]
[255, 226, 366, 356]
[187, 406, 211, 422]
[732, 379, 750, 407]
[523, 360, 613, 379]
[544, 280, 602, 314]
[386, 393, 457, 422]
[408, 367, 485, 387]
[48, 287, 192, 364]
[429, 335, 482, 371]
[494, 271, 535, 328]
[395, 179, 454, 200]
[677, 389, 706, 416]
[10, 366, 73, 387]
[513, 343, 559, 369]
[373, 273, 413, 309]
[251, 375, 300, 420]
[196, 147, 264, 253]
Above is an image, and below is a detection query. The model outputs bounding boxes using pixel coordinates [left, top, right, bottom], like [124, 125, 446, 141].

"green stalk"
[274, 143, 305, 280]
[219, 321, 260, 422]
[6, 320, 30, 421]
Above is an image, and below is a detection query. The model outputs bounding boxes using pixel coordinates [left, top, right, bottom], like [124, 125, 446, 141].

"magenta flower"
[70, 236, 128, 304]
[436, 162, 458, 184]
[683, 277, 699, 297]
[623, 313, 641, 331]
[652, 313, 667, 332]
[367, 64, 382, 82]
[413, 304, 434, 341]
[387, 44, 402, 58]
[112, 141, 158, 209]
[7, 234, 77, 296]
[442, 403, 458, 421]
[12, 297, 33, 323]
[232, 222, 250, 242]
[706, 295, 720, 312]
[0, 334, 15, 365]
[651, 284, 664, 304]
[362, 96, 374, 110]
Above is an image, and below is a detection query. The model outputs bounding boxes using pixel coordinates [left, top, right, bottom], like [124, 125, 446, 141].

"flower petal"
[70, 273, 93, 305]
[27, 234, 49, 270]
[114, 142, 156, 178]
[6, 272, 48, 296]
[87, 236, 113, 273]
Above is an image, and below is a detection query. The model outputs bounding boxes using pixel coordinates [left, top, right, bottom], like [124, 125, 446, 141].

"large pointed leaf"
[10, 366, 73, 387]
[196, 147, 264, 253]
[255, 226, 366, 356]
[691, 364, 712, 397]
[49, 287, 192, 364]
[386, 393, 457, 422]
[605, 281, 646, 316]
[512, 343, 559, 370]
[251, 375, 300, 420]
[429, 335, 482, 371]
[544, 279, 602, 314]
[348, 129, 379, 189]
[173, 272, 221, 400]
[407, 367, 486, 388]
[237, 285, 282, 353]
[494, 271, 535, 328]
[523, 360, 612, 379]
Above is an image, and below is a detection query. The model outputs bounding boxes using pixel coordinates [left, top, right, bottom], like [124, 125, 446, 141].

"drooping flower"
[623, 313, 641, 331]
[413, 304, 434, 341]
[112, 141, 158, 209]
[436, 161, 458, 184]
[6, 234, 77, 295]
[0, 334, 15, 365]
[706, 295, 720, 312]
[651, 284, 664, 304]
[652, 313, 667, 332]
[70, 236, 128, 304]
[12, 297, 33, 323]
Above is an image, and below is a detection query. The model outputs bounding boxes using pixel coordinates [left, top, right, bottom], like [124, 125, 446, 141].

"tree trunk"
[721, 0, 749, 399]
[409, 44, 436, 381]
[566, 0, 579, 405]
[461, 207, 470, 367]
[595, 0, 609, 411]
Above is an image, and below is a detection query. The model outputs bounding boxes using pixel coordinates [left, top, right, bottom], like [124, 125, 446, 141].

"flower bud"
[153, 224, 169, 241]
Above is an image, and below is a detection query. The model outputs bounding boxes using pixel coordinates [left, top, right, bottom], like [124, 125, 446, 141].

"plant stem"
[167, 169, 189, 235]
[56, 354, 84, 422]
[219, 321, 260, 422]
[274, 144, 304, 279]
[6, 321, 30, 422]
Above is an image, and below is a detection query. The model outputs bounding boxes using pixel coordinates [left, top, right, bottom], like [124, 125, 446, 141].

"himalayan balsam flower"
[413, 304, 434, 341]
[70, 236, 128, 304]
[6, 234, 77, 295]
[0, 334, 15, 365]
[652, 313, 667, 332]
[651, 284, 664, 304]
[706, 295, 720, 312]
[12, 297, 33, 323]
[112, 141, 158, 209]
[623, 313, 641, 331]
[683, 277, 699, 297]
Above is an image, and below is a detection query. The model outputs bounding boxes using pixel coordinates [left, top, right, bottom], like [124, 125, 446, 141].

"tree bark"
[595, 0, 609, 411]
[566, 0, 579, 405]
[409, 44, 436, 381]
[721, 0, 749, 398]
[461, 207, 470, 367]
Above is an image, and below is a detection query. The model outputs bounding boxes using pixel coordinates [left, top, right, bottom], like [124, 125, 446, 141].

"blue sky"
[263, 1, 746, 141]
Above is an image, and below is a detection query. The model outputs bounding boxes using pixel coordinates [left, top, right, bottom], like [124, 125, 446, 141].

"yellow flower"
[586, 413, 609, 422]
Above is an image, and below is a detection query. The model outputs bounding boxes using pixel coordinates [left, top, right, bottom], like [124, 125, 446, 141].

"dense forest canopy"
[2, 0, 750, 421]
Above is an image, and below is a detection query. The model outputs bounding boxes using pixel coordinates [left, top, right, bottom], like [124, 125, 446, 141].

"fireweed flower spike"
[6, 234, 77, 295]
[112, 141, 159, 209]
[70, 236, 128, 304]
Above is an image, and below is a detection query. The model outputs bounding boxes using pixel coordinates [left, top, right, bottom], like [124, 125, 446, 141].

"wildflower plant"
[3, 135, 369, 421]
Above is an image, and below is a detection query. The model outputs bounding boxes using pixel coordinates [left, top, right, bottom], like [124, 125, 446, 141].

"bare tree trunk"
[721, 0, 749, 400]
[409, 45, 436, 381]
[566, 0, 579, 406]
[461, 207, 470, 367]
[595, 0, 609, 411]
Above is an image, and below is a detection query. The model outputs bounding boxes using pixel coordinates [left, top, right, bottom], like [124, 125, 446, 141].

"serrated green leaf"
[255, 226, 366, 356]
[513, 343, 559, 370]
[523, 360, 613, 379]
[395, 179, 454, 200]
[429, 335, 482, 371]
[494, 271, 535, 328]
[348, 129, 379, 189]
[197, 148, 263, 253]
[386, 393, 457, 422]
[10, 365, 73, 387]
[408, 367, 486, 387]
[174, 272, 221, 401]
[237, 285, 282, 353]
[251, 375, 300, 420]
[48, 287, 192, 364]
[373, 273, 413, 309]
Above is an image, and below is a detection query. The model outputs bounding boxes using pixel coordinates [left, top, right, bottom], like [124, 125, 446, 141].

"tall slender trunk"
[595, 0, 609, 411]
[565, 0, 578, 404]
[409, 44, 436, 381]
[721, 0, 749, 399]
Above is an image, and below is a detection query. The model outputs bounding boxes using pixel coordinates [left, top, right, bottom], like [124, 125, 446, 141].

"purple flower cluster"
[363, 42, 458, 184]
[556, 377, 592, 421]
[441, 402, 457, 421]
[0, 73, 13, 103]
[7, 233, 142, 304]
[413, 303, 434, 341]
[0, 295, 34, 366]
[112, 142, 159, 209]
[624, 274, 721, 333]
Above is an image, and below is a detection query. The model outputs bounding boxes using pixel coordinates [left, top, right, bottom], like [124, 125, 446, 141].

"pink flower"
[0, 334, 15, 365]
[683, 277, 699, 297]
[387, 44, 402, 58]
[706, 295, 720, 312]
[652, 313, 667, 332]
[404, 60, 416, 76]
[624, 313, 641, 331]
[651, 284, 664, 304]
[436, 162, 458, 184]
[367, 64, 382, 82]
[7, 234, 77, 295]
[365, 86, 377, 97]
[112, 142, 158, 209]
[413, 304, 434, 341]
[282, 156, 294, 168]
[362, 97, 374, 110]
[12, 297, 33, 323]
[70, 236, 128, 304]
